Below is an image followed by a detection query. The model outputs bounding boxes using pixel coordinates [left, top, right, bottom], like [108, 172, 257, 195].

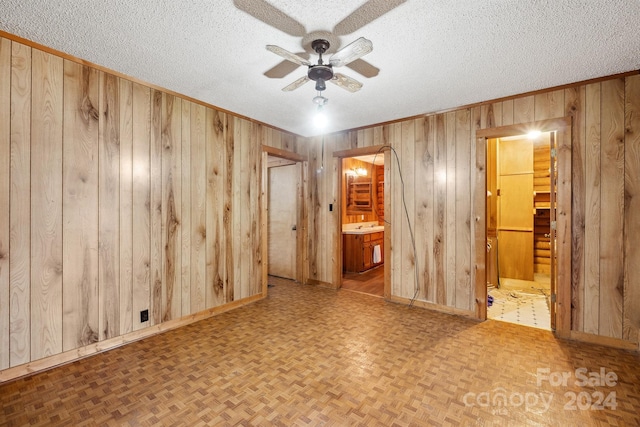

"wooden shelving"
[533, 141, 552, 274]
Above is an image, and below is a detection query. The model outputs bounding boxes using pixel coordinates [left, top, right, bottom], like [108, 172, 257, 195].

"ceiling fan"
[266, 37, 373, 94]
[233, 0, 406, 82]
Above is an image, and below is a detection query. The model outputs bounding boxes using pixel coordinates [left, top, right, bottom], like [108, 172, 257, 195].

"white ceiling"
[1, 1, 639, 137]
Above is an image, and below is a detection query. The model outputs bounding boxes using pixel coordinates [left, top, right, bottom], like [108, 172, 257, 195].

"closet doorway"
[477, 118, 571, 336]
[486, 131, 556, 330]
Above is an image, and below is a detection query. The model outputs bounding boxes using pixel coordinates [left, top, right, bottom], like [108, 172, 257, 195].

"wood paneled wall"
[0, 36, 293, 373]
[305, 74, 640, 345]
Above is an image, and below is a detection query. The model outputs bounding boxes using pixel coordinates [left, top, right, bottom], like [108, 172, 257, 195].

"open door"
[268, 163, 298, 280]
[497, 137, 534, 282]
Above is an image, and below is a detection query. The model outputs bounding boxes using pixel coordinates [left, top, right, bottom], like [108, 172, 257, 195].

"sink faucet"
[356, 225, 363, 229]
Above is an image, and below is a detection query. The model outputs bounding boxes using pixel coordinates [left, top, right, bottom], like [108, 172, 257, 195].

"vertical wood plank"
[206, 109, 225, 307]
[400, 120, 415, 299]
[455, 109, 471, 311]
[8, 40, 31, 367]
[501, 100, 514, 126]
[390, 123, 402, 296]
[363, 127, 374, 147]
[271, 127, 282, 150]
[319, 136, 329, 283]
[98, 72, 120, 341]
[513, 95, 534, 124]
[149, 89, 163, 325]
[161, 94, 181, 321]
[239, 119, 252, 298]
[491, 102, 503, 128]
[599, 78, 625, 339]
[190, 104, 207, 313]
[445, 112, 457, 307]
[119, 78, 133, 335]
[62, 60, 100, 350]
[434, 114, 446, 305]
[301, 159, 310, 285]
[131, 83, 151, 331]
[329, 137, 341, 288]
[623, 74, 640, 343]
[282, 132, 293, 152]
[414, 117, 434, 301]
[566, 85, 586, 332]
[473, 135, 487, 319]
[233, 118, 243, 299]
[296, 160, 307, 285]
[181, 100, 191, 315]
[584, 83, 601, 335]
[470, 106, 483, 317]
[224, 114, 234, 302]
[31, 49, 63, 360]
[535, 90, 564, 121]
[555, 124, 573, 336]
[307, 138, 318, 280]
[0, 37, 10, 370]
[250, 122, 262, 296]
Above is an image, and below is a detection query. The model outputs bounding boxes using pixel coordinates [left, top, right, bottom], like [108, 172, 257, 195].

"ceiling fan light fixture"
[313, 95, 328, 106]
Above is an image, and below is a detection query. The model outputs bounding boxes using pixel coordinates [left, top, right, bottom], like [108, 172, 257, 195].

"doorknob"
[291, 225, 297, 231]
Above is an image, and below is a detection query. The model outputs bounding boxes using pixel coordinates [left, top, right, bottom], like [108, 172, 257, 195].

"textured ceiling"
[1, 0, 639, 137]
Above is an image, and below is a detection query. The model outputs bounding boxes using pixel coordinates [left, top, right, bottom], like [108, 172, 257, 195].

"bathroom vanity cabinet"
[343, 231, 384, 273]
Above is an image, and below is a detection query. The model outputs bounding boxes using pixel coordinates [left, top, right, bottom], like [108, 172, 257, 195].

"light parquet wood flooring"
[1, 277, 639, 426]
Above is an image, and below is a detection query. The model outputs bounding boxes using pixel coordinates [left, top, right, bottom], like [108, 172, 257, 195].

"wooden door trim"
[261, 146, 308, 295]
[475, 118, 572, 337]
[333, 145, 391, 298]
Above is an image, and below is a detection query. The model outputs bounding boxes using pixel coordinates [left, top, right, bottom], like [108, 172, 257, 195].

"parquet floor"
[1, 277, 639, 426]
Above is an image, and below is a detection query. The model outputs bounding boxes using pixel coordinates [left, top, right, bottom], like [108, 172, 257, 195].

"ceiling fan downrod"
[309, 39, 333, 92]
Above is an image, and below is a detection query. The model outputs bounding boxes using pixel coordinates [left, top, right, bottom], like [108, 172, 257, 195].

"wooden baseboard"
[388, 295, 479, 320]
[568, 330, 639, 352]
[0, 294, 264, 384]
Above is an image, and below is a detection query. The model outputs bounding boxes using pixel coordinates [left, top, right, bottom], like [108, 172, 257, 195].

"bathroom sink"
[342, 225, 385, 235]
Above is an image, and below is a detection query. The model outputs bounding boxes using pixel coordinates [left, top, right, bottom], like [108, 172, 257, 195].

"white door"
[268, 163, 297, 279]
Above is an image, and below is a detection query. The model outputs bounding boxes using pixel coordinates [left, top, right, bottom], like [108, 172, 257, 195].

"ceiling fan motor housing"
[309, 39, 334, 91]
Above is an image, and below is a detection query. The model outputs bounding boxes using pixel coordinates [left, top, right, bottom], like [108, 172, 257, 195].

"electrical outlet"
[140, 309, 149, 323]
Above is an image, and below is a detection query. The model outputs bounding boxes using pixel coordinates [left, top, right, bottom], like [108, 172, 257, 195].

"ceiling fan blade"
[266, 45, 312, 66]
[346, 59, 380, 78]
[264, 54, 309, 78]
[233, 0, 306, 37]
[329, 37, 373, 67]
[330, 73, 363, 93]
[282, 75, 310, 91]
[333, 0, 406, 36]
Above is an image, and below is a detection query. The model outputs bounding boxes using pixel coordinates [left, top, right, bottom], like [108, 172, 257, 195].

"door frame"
[261, 145, 308, 296]
[333, 145, 391, 299]
[476, 117, 572, 337]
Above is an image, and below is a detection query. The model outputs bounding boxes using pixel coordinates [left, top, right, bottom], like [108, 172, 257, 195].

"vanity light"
[346, 167, 367, 176]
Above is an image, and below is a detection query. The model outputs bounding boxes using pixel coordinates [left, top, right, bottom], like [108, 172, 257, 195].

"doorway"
[340, 154, 386, 297]
[486, 131, 556, 330]
[262, 148, 307, 293]
[268, 162, 298, 280]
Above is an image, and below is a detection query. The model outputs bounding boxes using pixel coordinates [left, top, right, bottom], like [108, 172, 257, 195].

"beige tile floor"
[488, 287, 551, 330]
